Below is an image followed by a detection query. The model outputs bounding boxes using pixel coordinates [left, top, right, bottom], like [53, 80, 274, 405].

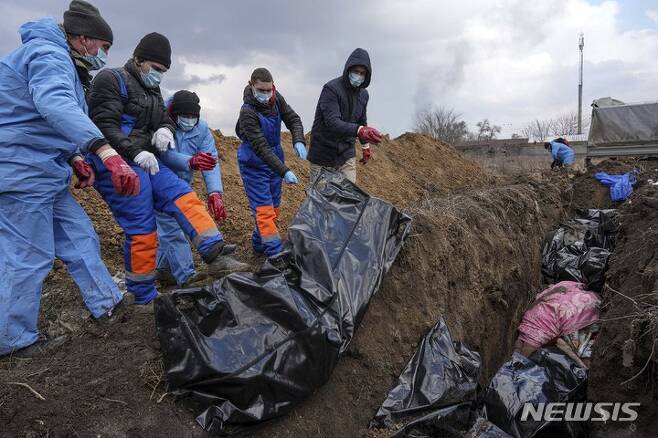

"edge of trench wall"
[257, 176, 573, 438]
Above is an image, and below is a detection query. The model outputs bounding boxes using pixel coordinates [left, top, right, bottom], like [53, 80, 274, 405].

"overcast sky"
[2, 0, 657, 138]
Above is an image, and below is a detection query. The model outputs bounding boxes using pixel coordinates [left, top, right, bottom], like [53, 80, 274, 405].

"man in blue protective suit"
[156, 90, 227, 287]
[236, 68, 306, 266]
[0, 1, 142, 357]
[88, 33, 249, 305]
[545, 138, 575, 169]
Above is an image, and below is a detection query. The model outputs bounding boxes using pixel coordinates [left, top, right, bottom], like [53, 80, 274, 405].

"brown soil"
[258, 176, 571, 438]
[0, 133, 486, 438]
[570, 158, 645, 210]
[588, 163, 658, 438]
[2, 131, 657, 438]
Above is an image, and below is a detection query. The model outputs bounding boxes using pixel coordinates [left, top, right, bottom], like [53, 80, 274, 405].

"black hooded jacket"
[235, 85, 305, 177]
[88, 60, 175, 161]
[308, 48, 371, 167]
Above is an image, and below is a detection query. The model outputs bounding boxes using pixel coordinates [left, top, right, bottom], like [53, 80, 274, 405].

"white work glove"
[134, 151, 159, 175]
[151, 127, 175, 152]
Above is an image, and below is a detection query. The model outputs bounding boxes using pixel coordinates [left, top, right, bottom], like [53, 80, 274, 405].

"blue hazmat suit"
[0, 18, 122, 355]
[594, 171, 636, 202]
[550, 141, 575, 166]
[157, 117, 223, 285]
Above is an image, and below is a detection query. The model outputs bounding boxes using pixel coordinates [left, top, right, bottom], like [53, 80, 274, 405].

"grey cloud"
[1, 0, 656, 138]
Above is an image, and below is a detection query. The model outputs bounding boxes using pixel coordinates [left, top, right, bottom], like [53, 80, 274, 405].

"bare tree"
[552, 112, 590, 135]
[413, 106, 469, 145]
[522, 112, 591, 141]
[521, 119, 555, 142]
[475, 118, 502, 141]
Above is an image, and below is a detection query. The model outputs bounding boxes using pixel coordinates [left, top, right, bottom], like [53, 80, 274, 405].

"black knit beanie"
[171, 90, 201, 116]
[133, 32, 171, 69]
[63, 0, 113, 43]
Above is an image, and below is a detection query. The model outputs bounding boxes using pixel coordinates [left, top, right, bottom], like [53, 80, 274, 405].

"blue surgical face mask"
[177, 116, 198, 131]
[141, 65, 163, 88]
[84, 47, 107, 71]
[349, 71, 365, 87]
[252, 87, 272, 104]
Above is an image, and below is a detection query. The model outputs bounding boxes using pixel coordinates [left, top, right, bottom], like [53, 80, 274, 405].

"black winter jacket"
[235, 85, 305, 177]
[308, 48, 371, 167]
[88, 60, 175, 161]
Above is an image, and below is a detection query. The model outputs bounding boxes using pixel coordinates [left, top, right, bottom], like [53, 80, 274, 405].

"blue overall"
[89, 71, 223, 303]
[238, 104, 284, 257]
[550, 141, 575, 166]
[156, 118, 223, 285]
[0, 18, 122, 355]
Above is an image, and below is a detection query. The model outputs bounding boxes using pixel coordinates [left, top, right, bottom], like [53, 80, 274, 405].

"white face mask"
[349, 71, 365, 87]
[252, 87, 273, 104]
[83, 46, 108, 71]
[177, 116, 198, 131]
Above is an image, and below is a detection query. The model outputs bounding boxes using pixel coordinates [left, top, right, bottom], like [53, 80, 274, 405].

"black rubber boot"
[201, 241, 237, 264]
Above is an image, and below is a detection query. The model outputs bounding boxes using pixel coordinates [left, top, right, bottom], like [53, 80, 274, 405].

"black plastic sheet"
[468, 418, 513, 438]
[371, 318, 481, 429]
[390, 402, 476, 438]
[541, 209, 617, 291]
[154, 169, 412, 436]
[482, 348, 589, 438]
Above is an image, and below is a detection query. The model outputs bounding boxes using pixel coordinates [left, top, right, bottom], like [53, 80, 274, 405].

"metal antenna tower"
[578, 33, 584, 135]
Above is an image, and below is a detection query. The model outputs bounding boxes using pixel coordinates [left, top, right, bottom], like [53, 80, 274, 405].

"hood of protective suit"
[342, 48, 371, 89]
[19, 17, 67, 50]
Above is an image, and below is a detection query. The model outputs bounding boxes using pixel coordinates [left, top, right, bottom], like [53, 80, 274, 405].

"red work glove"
[189, 152, 217, 171]
[207, 192, 227, 221]
[102, 153, 140, 196]
[357, 126, 383, 144]
[72, 158, 95, 188]
[360, 146, 371, 165]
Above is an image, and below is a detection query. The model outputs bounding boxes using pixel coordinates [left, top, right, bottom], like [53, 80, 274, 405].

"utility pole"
[578, 33, 584, 134]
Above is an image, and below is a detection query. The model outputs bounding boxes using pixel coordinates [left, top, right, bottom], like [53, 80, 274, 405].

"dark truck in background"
[587, 97, 658, 161]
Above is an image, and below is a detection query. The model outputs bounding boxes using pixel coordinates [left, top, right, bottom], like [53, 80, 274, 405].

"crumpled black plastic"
[371, 318, 481, 430]
[541, 209, 617, 291]
[390, 402, 476, 438]
[482, 348, 589, 438]
[154, 169, 412, 436]
[468, 417, 513, 438]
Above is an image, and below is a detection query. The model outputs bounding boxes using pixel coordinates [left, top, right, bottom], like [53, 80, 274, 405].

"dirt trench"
[253, 175, 572, 438]
[1, 133, 652, 438]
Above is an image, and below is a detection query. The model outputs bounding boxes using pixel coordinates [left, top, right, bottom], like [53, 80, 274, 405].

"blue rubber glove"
[284, 170, 298, 184]
[293, 142, 307, 160]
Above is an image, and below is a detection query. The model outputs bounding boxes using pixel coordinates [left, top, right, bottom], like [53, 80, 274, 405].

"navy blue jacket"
[308, 48, 371, 167]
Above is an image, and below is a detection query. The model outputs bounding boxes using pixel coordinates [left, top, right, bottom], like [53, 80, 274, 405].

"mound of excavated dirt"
[588, 164, 658, 438]
[48, 131, 485, 278]
[5, 129, 653, 437]
[1, 133, 487, 438]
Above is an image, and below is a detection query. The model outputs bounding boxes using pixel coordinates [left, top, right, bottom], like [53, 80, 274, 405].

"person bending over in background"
[156, 90, 227, 287]
[235, 67, 306, 267]
[88, 32, 248, 305]
[308, 48, 383, 183]
[545, 137, 575, 169]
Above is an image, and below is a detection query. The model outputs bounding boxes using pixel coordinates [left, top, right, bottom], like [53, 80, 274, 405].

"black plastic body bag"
[541, 209, 617, 292]
[154, 169, 412, 435]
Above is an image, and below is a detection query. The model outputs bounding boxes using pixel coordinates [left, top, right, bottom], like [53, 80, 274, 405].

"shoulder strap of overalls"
[109, 68, 129, 104]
